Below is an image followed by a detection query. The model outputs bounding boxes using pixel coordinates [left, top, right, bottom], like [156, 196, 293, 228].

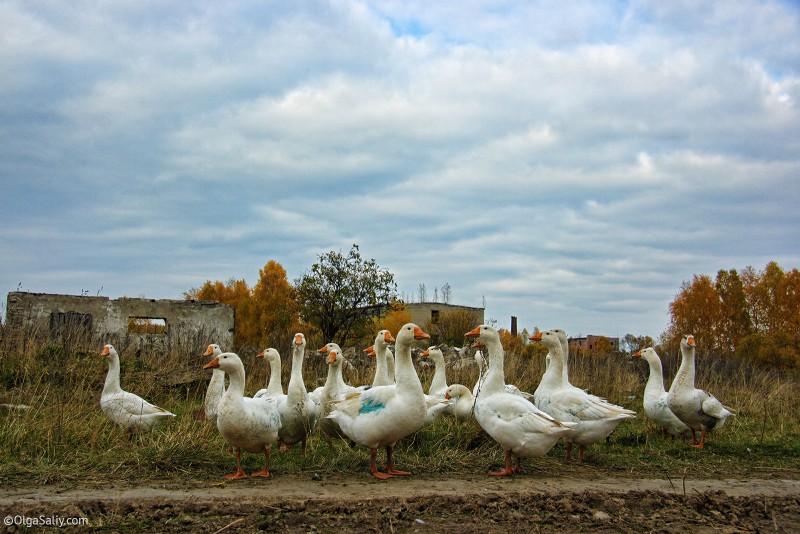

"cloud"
[2, 0, 799, 339]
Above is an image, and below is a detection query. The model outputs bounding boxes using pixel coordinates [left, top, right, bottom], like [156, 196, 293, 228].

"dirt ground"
[1, 472, 798, 533]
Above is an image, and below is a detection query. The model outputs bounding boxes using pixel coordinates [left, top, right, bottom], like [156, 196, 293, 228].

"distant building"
[404, 302, 485, 328]
[4, 291, 234, 354]
[568, 334, 620, 353]
[364, 301, 485, 329]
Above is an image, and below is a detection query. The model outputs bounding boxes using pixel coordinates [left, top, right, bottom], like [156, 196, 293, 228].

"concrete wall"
[404, 302, 485, 328]
[4, 292, 234, 355]
[568, 334, 620, 353]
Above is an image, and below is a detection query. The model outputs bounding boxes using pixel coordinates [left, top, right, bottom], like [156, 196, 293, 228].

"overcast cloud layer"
[2, 0, 799, 339]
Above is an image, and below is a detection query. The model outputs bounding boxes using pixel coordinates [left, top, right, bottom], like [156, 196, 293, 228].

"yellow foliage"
[185, 261, 300, 351]
[380, 304, 412, 337]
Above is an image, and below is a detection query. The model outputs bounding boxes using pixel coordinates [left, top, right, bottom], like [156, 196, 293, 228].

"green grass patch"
[1, 339, 798, 485]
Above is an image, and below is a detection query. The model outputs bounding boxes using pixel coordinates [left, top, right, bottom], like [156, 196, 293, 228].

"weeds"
[0, 333, 798, 486]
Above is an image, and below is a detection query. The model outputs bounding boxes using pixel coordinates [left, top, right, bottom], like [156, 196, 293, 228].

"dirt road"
[1, 474, 798, 532]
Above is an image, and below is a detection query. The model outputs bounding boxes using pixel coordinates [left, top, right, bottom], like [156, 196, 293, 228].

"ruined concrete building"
[403, 302, 485, 328]
[4, 292, 234, 356]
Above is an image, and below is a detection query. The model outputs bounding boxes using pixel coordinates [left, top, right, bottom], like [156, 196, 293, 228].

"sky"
[1, 0, 799, 340]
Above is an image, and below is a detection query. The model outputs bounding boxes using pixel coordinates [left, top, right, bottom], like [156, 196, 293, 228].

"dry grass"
[0, 333, 798, 486]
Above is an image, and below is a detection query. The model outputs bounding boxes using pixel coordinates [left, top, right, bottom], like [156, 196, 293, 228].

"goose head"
[529, 329, 561, 351]
[633, 347, 658, 363]
[326, 347, 343, 367]
[444, 384, 468, 400]
[101, 344, 118, 359]
[293, 332, 306, 349]
[421, 346, 445, 364]
[396, 323, 430, 344]
[374, 329, 395, 349]
[256, 348, 281, 365]
[203, 343, 222, 358]
[203, 352, 242, 373]
[679, 334, 696, 360]
[465, 324, 500, 348]
[550, 328, 568, 341]
[317, 342, 341, 355]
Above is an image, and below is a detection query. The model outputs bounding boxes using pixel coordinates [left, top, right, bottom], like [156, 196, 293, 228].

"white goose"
[444, 384, 475, 422]
[466, 325, 575, 476]
[274, 333, 317, 453]
[366, 330, 395, 387]
[368, 338, 448, 425]
[254, 348, 285, 399]
[204, 351, 281, 479]
[633, 347, 692, 439]
[421, 346, 448, 398]
[327, 323, 430, 479]
[421, 345, 455, 419]
[202, 343, 226, 423]
[316, 347, 353, 443]
[100, 344, 175, 433]
[531, 330, 636, 462]
[311, 342, 351, 405]
[667, 334, 734, 448]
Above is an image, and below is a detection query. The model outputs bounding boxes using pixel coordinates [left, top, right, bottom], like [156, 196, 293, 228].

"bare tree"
[441, 283, 452, 304]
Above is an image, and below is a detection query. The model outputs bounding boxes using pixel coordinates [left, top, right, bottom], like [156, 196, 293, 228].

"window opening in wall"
[128, 317, 167, 335]
[49, 311, 93, 341]
[431, 309, 440, 324]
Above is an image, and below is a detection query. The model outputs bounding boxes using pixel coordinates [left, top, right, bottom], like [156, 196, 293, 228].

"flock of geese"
[99, 324, 734, 480]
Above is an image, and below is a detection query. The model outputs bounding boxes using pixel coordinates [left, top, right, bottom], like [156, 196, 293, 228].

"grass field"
[1, 334, 798, 486]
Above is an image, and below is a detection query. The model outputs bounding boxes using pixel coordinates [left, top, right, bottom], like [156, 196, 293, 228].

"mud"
[1, 474, 798, 533]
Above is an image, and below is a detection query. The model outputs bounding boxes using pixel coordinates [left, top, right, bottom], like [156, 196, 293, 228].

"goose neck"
[209, 368, 226, 387]
[222, 364, 246, 399]
[266, 359, 284, 396]
[333, 362, 348, 391]
[287, 347, 307, 400]
[373, 345, 391, 386]
[394, 341, 423, 393]
[678, 346, 696, 381]
[103, 353, 122, 395]
[540, 346, 565, 390]
[481, 339, 506, 393]
[429, 355, 447, 393]
[644, 356, 666, 396]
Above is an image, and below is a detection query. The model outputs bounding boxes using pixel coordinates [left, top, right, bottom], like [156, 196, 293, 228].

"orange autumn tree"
[379, 303, 413, 337]
[666, 262, 800, 367]
[185, 261, 301, 351]
[245, 260, 302, 353]
[667, 274, 725, 355]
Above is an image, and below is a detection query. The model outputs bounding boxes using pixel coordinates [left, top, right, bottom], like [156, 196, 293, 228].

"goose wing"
[329, 385, 397, 418]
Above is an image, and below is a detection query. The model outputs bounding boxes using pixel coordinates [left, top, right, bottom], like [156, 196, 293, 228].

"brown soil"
[1, 473, 799, 533]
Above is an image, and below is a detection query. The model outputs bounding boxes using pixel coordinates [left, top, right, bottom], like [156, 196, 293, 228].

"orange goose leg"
[386, 446, 410, 476]
[489, 449, 515, 476]
[370, 448, 392, 480]
[224, 448, 248, 480]
[251, 446, 271, 478]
